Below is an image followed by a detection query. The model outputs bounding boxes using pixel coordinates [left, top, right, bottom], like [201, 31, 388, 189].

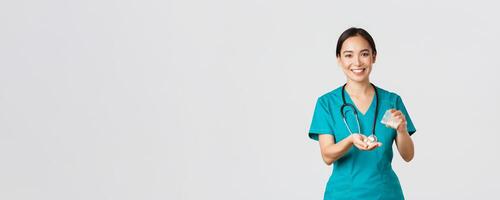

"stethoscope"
[340, 83, 379, 143]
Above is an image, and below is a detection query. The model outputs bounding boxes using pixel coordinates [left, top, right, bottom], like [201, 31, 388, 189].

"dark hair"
[335, 27, 377, 58]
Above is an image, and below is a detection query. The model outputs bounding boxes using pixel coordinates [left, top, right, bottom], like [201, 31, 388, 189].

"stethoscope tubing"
[340, 83, 379, 137]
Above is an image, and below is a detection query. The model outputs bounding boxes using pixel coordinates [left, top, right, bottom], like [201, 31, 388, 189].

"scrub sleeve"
[309, 97, 335, 141]
[395, 95, 416, 135]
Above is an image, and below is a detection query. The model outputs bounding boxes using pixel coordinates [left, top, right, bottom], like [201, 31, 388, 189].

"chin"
[347, 75, 369, 83]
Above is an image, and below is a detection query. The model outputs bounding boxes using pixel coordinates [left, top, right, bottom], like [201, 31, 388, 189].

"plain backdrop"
[1, 0, 500, 199]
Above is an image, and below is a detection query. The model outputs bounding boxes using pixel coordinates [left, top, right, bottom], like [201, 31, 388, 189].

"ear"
[372, 53, 377, 63]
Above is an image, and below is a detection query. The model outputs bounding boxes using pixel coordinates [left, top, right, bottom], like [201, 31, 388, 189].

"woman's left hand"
[390, 109, 408, 133]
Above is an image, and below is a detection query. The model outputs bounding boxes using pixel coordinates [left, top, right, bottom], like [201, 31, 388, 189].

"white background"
[1, 0, 499, 199]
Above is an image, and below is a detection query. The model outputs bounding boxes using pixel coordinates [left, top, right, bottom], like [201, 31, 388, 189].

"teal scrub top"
[309, 85, 416, 200]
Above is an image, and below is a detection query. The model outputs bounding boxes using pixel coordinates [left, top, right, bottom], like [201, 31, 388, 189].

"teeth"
[352, 69, 364, 73]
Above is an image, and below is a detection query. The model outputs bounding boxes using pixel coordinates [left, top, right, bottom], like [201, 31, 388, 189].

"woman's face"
[337, 36, 376, 83]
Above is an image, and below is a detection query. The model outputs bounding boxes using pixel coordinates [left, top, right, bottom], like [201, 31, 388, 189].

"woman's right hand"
[351, 134, 382, 151]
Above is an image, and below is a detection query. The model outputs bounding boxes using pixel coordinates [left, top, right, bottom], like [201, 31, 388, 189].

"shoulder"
[374, 85, 402, 104]
[312, 85, 344, 111]
[316, 85, 343, 102]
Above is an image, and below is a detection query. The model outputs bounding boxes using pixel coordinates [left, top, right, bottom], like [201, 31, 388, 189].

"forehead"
[341, 36, 371, 52]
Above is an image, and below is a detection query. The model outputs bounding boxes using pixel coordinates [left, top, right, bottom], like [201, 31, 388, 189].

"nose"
[352, 55, 361, 67]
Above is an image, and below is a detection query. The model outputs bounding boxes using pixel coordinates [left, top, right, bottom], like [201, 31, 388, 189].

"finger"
[392, 111, 402, 117]
[368, 142, 381, 150]
[398, 121, 407, 129]
[395, 115, 405, 122]
[354, 144, 364, 150]
[356, 145, 367, 151]
[395, 118, 404, 128]
[370, 142, 383, 150]
[355, 141, 368, 149]
[366, 143, 376, 150]
[359, 142, 368, 149]
[396, 112, 405, 119]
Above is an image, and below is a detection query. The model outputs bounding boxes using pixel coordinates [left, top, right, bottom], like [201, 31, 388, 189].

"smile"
[350, 68, 366, 74]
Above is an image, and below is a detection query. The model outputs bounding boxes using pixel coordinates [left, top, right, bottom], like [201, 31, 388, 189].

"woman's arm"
[391, 109, 415, 162]
[395, 130, 414, 162]
[318, 134, 381, 165]
[318, 134, 353, 165]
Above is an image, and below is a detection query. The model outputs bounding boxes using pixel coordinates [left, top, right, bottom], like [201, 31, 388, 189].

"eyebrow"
[342, 49, 370, 54]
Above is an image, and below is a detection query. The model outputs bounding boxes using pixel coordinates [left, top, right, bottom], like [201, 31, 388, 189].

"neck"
[345, 80, 373, 96]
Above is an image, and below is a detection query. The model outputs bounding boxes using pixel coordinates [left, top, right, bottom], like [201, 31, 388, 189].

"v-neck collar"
[344, 87, 377, 117]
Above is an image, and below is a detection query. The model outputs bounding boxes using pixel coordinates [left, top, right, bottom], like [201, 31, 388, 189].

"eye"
[361, 52, 370, 57]
[344, 54, 352, 58]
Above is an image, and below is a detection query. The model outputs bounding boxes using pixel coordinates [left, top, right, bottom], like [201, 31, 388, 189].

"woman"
[308, 27, 416, 200]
